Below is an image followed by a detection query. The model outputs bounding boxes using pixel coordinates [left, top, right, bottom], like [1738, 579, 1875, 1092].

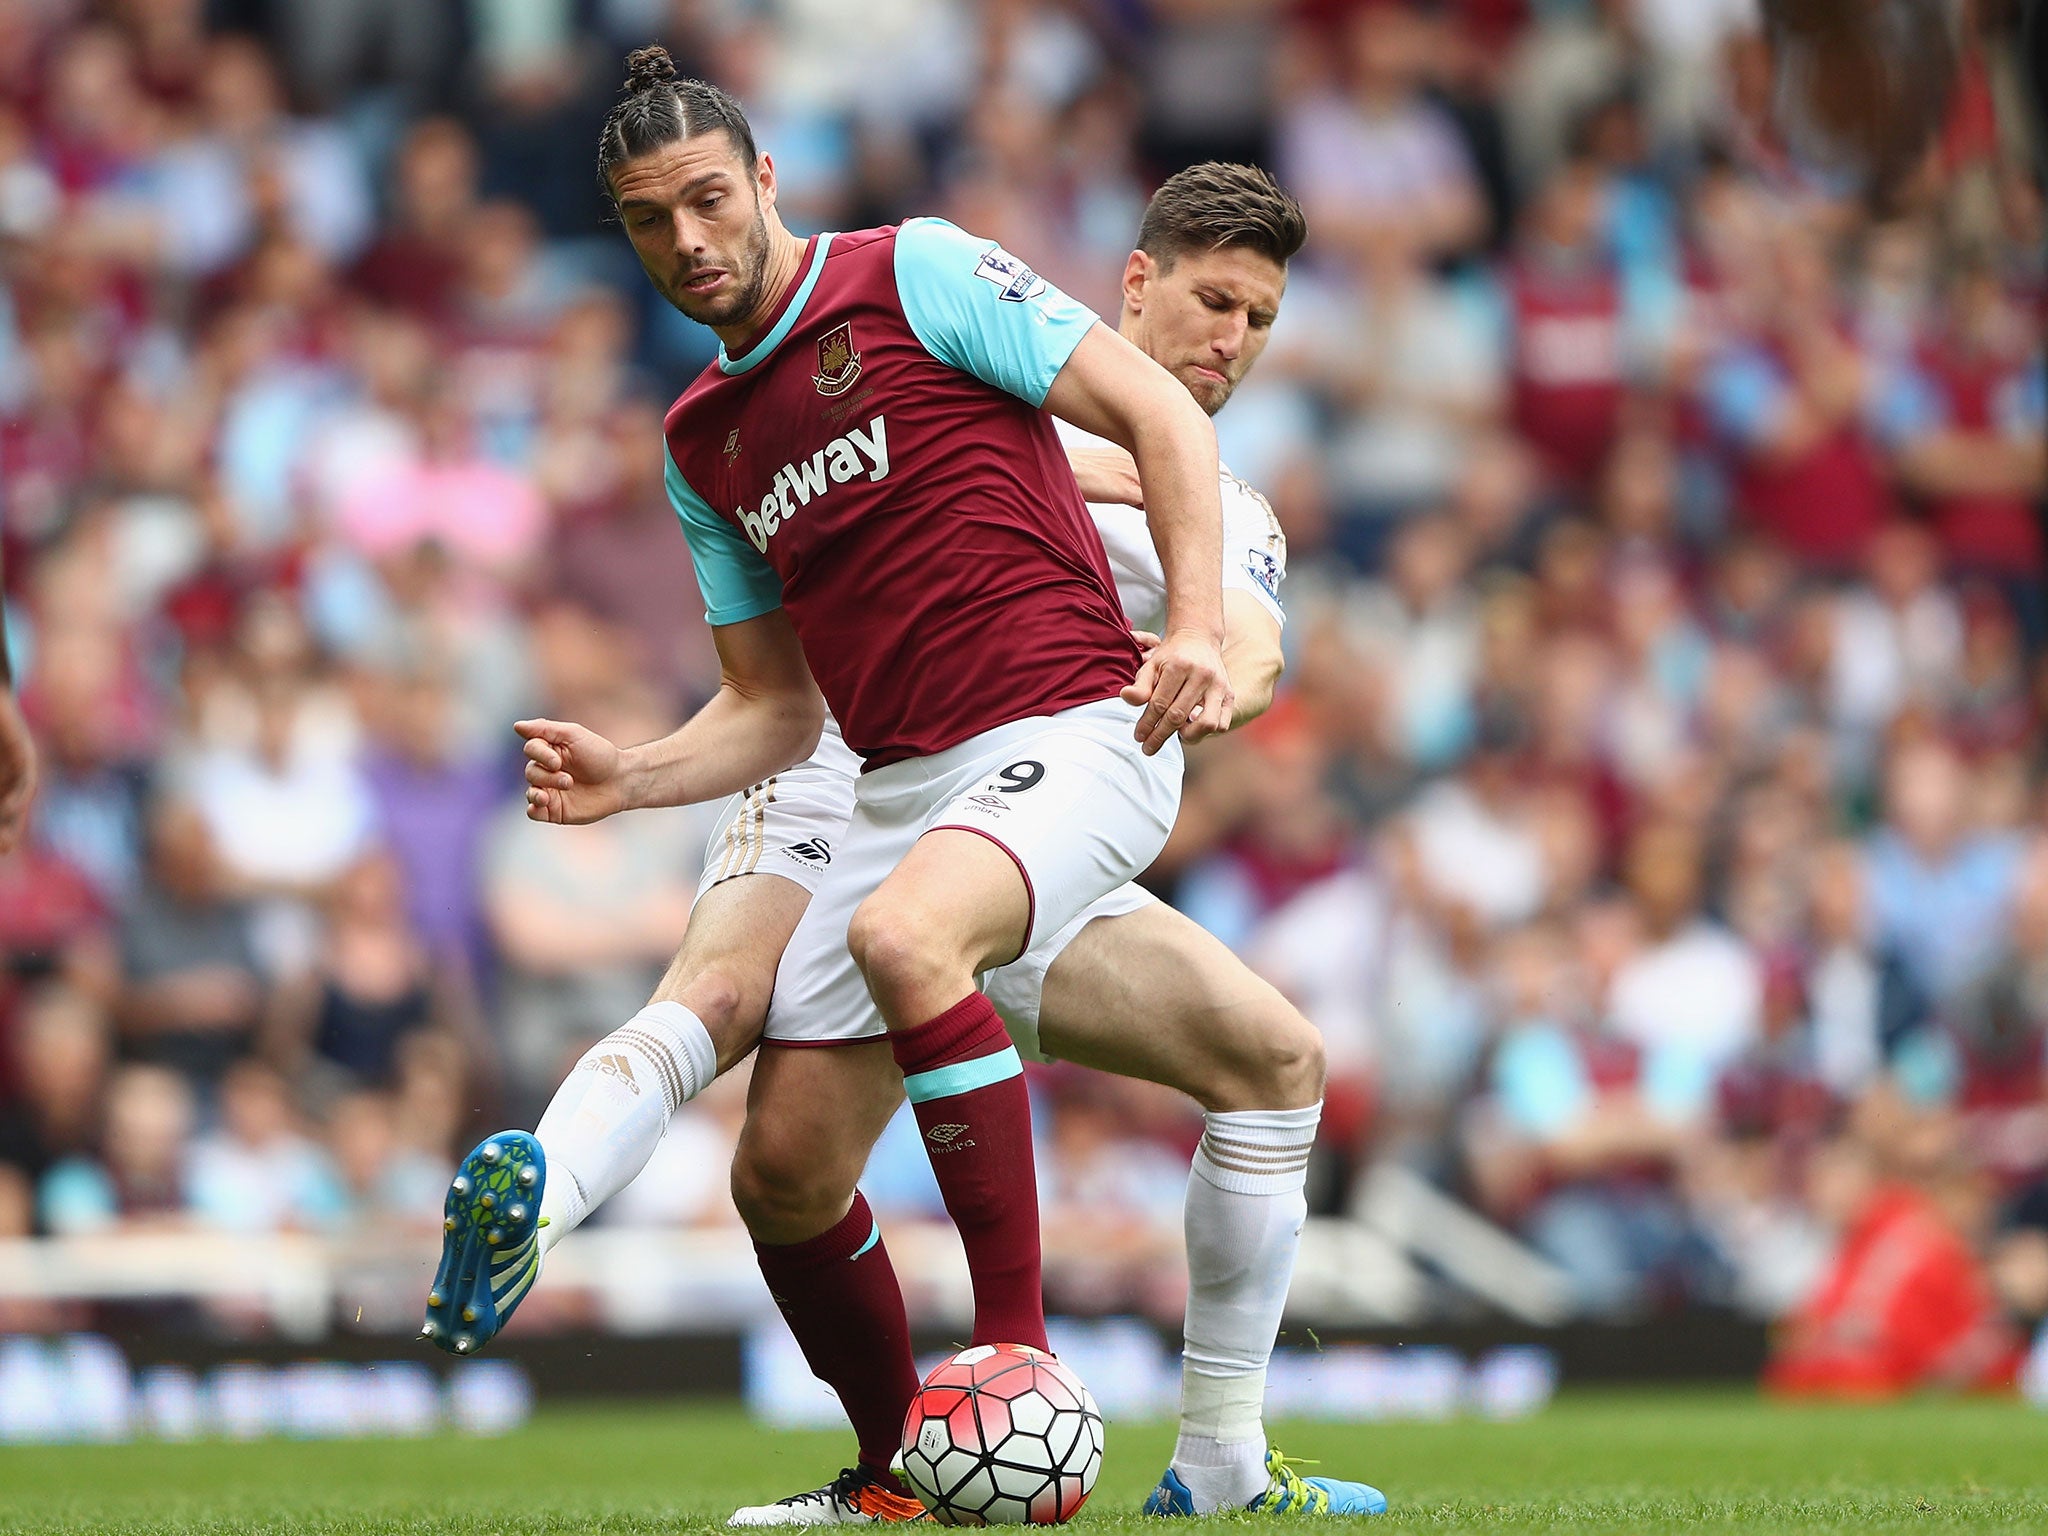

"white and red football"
[899, 1343, 1103, 1525]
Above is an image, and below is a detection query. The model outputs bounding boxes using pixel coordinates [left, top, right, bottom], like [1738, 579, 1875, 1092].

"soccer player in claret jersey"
[422, 56, 1381, 1521]
[716, 170, 1383, 1524]
[423, 41, 1230, 1405]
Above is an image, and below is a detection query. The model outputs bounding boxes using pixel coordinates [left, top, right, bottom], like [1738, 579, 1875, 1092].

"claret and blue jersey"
[663, 218, 1143, 769]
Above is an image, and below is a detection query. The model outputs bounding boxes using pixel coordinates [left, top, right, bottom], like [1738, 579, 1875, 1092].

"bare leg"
[847, 828, 1032, 1026]
[729, 1039, 906, 1243]
[1033, 901, 1324, 1110]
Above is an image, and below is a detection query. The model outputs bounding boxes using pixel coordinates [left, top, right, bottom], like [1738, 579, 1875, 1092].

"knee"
[1204, 1005, 1325, 1112]
[731, 1130, 856, 1244]
[676, 965, 747, 1038]
[847, 897, 952, 1002]
[1270, 1012, 1327, 1105]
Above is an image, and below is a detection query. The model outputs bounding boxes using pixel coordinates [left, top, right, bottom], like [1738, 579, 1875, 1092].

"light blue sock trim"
[903, 1046, 1023, 1104]
[851, 1219, 881, 1261]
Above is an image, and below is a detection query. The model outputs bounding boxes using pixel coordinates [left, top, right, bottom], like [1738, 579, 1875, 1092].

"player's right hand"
[516, 718, 628, 824]
[1123, 628, 1233, 755]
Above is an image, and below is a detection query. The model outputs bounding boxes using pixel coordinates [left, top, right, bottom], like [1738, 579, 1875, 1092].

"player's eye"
[700, 194, 724, 211]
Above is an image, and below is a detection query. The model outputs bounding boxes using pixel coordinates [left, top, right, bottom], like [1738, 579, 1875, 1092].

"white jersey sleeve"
[1056, 421, 1289, 634]
[1219, 468, 1288, 628]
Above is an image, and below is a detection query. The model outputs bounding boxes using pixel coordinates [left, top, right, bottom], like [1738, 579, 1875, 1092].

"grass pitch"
[1, 1391, 2043, 1534]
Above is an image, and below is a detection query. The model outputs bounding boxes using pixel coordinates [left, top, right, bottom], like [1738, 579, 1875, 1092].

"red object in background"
[1910, 342, 2045, 577]
[1733, 422, 1891, 574]
[1506, 256, 1627, 492]
[1292, 0, 1529, 52]
[1937, 30, 2001, 176]
[1766, 1184, 2021, 1398]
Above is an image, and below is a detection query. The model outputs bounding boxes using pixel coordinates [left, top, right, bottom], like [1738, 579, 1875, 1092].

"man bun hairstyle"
[1137, 162, 1307, 270]
[623, 45, 676, 93]
[597, 45, 759, 196]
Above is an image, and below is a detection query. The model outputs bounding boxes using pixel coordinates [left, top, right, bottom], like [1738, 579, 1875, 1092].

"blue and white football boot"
[1144, 1449, 1386, 1517]
[420, 1130, 547, 1356]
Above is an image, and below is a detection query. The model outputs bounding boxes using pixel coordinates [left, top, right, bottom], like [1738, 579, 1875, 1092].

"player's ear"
[753, 151, 777, 213]
[1121, 250, 1153, 313]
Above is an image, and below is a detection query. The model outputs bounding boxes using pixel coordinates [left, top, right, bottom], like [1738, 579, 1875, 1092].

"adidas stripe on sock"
[534, 1001, 717, 1251]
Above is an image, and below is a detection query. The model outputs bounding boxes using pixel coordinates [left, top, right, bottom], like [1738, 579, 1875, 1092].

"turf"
[0, 1390, 2043, 1534]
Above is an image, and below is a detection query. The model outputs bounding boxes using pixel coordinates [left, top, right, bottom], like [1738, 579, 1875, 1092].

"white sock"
[533, 1001, 718, 1254]
[1171, 1102, 1320, 1512]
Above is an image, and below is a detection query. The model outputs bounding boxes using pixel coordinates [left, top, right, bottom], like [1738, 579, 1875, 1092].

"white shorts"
[695, 723, 862, 900]
[764, 698, 1182, 1046]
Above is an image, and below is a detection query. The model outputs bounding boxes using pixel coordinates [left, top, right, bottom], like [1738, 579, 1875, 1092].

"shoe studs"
[451, 1175, 470, 1196]
[461, 1305, 478, 1324]
[443, 1216, 456, 1232]
[427, 1290, 443, 1309]
[481, 1142, 502, 1164]
[454, 1334, 474, 1354]
[480, 1192, 496, 1210]
[507, 1204, 527, 1224]
[517, 1164, 537, 1188]
[485, 1229, 502, 1245]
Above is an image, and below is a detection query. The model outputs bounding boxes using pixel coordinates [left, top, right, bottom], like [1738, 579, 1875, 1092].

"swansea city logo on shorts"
[782, 838, 833, 866]
[812, 322, 863, 398]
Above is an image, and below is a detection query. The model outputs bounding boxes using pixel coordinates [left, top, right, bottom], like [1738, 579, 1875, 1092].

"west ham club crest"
[813, 322, 862, 398]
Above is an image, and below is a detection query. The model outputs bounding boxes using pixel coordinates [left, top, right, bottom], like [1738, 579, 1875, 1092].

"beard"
[1180, 363, 1237, 417]
[663, 202, 773, 327]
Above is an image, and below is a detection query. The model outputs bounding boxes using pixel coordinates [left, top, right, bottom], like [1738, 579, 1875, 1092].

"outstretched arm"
[520, 609, 824, 824]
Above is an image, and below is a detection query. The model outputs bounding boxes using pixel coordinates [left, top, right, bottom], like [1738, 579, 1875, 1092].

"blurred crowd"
[1, 0, 2048, 1390]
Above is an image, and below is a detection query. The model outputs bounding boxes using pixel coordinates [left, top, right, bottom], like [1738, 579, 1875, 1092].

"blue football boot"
[420, 1131, 546, 1356]
[1144, 1448, 1386, 1517]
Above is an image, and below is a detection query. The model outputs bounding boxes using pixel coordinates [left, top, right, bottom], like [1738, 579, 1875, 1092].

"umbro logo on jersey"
[723, 427, 742, 462]
[783, 838, 833, 865]
[925, 1123, 974, 1152]
[974, 245, 1046, 303]
[812, 322, 863, 398]
[735, 414, 890, 553]
[584, 1053, 641, 1095]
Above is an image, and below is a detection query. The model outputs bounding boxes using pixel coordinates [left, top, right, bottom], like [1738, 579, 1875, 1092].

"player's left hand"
[1123, 628, 1232, 754]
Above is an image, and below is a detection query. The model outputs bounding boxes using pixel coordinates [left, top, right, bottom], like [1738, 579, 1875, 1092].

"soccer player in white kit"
[437, 160, 1383, 1519]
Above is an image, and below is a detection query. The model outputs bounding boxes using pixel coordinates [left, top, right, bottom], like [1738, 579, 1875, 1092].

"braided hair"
[597, 46, 758, 197]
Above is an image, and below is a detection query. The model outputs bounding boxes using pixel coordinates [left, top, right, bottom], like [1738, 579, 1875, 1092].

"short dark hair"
[1136, 163, 1307, 270]
[597, 46, 758, 198]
